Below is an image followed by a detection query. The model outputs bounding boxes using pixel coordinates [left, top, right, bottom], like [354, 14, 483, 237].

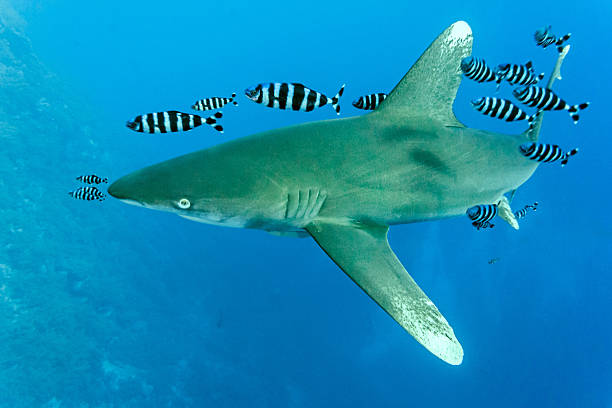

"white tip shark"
[109, 21, 556, 365]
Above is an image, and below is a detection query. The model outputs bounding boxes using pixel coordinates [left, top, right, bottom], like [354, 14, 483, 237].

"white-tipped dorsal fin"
[377, 21, 473, 127]
[497, 196, 519, 230]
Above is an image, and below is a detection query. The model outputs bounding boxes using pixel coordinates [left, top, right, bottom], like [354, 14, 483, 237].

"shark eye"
[178, 198, 191, 209]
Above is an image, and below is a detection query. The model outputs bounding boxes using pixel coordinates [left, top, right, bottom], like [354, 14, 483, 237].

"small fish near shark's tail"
[568, 102, 589, 124]
[330, 84, 345, 115]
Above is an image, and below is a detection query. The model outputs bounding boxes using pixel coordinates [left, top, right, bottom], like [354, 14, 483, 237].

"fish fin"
[568, 102, 588, 124]
[376, 21, 473, 128]
[497, 196, 519, 230]
[561, 148, 579, 167]
[305, 220, 463, 365]
[525, 60, 533, 70]
[331, 84, 345, 115]
[525, 45, 570, 141]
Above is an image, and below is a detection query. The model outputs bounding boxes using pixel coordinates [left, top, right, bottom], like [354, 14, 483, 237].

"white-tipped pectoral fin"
[306, 221, 463, 365]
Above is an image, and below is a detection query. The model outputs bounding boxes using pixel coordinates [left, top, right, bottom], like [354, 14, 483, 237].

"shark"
[108, 21, 568, 365]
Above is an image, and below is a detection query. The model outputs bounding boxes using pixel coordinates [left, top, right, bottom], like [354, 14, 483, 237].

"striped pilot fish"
[471, 97, 533, 125]
[69, 186, 106, 201]
[466, 204, 497, 230]
[352, 93, 387, 110]
[496, 61, 545, 89]
[514, 202, 538, 219]
[519, 143, 578, 167]
[460, 57, 497, 83]
[513, 86, 589, 124]
[126, 111, 223, 134]
[244, 83, 345, 115]
[76, 174, 108, 184]
[535, 26, 571, 53]
[191, 93, 238, 111]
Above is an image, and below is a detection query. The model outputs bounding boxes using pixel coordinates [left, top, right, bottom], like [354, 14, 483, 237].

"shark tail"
[330, 84, 345, 115]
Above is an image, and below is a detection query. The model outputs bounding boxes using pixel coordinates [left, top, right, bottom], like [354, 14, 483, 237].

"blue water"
[1, 0, 610, 406]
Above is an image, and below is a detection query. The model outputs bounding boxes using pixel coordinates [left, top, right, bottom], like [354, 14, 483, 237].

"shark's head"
[107, 150, 263, 227]
[244, 84, 263, 102]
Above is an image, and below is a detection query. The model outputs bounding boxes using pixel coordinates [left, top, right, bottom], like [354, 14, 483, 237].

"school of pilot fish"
[70, 25, 589, 237]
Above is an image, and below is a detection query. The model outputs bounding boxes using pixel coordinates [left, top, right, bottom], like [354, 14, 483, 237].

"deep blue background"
[1, 0, 610, 406]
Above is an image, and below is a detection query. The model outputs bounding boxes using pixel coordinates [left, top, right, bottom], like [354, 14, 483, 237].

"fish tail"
[331, 84, 345, 115]
[561, 148, 579, 167]
[495, 75, 503, 92]
[556, 33, 572, 46]
[231, 92, 238, 106]
[568, 102, 589, 124]
[205, 111, 224, 133]
[536, 72, 545, 82]
[102, 177, 108, 183]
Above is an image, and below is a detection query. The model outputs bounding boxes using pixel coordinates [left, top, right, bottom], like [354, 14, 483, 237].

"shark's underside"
[109, 21, 543, 365]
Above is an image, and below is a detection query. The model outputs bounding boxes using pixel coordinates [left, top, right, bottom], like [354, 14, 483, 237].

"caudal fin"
[536, 72, 545, 83]
[568, 102, 589, 124]
[231, 92, 238, 106]
[561, 148, 578, 166]
[331, 84, 345, 115]
[205, 111, 224, 133]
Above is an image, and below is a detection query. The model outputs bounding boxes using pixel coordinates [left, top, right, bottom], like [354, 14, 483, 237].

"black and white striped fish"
[126, 111, 223, 134]
[69, 186, 106, 201]
[76, 174, 108, 184]
[496, 61, 545, 88]
[513, 86, 589, 124]
[466, 204, 497, 230]
[514, 202, 538, 219]
[244, 83, 345, 115]
[191, 93, 238, 111]
[535, 26, 571, 53]
[352, 93, 387, 110]
[460, 57, 497, 83]
[471, 97, 534, 124]
[519, 143, 578, 166]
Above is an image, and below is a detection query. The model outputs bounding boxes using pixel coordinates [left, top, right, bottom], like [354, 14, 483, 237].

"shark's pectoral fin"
[376, 21, 473, 127]
[305, 221, 463, 365]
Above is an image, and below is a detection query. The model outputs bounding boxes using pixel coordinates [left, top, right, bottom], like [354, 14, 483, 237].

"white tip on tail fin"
[331, 84, 345, 115]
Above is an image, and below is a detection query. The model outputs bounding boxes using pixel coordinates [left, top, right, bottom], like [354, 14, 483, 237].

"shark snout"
[107, 176, 146, 207]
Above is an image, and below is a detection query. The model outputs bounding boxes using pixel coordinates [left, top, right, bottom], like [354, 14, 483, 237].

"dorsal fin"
[377, 21, 473, 127]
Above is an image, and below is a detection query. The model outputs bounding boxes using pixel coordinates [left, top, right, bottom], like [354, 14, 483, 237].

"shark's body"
[109, 22, 545, 365]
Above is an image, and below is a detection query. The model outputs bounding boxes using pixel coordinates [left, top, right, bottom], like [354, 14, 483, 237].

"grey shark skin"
[109, 22, 540, 365]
